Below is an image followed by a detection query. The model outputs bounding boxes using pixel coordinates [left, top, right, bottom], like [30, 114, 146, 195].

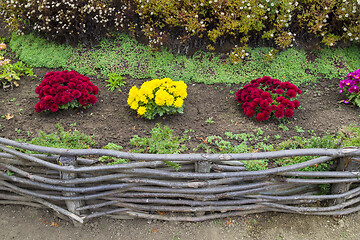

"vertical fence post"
[331, 148, 360, 206]
[195, 155, 212, 216]
[58, 156, 84, 218]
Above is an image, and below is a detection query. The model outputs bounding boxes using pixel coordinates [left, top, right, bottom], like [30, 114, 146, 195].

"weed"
[274, 134, 281, 140]
[278, 123, 289, 131]
[256, 128, 264, 136]
[105, 73, 126, 92]
[99, 143, 128, 165]
[130, 124, 188, 170]
[17, 123, 96, 153]
[205, 117, 214, 124]
[9, 98, 16, 102]
[295, 126, 305, 133]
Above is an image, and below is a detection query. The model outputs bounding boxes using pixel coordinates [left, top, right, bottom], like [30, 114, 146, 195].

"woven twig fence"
[1, 137, 360, 224]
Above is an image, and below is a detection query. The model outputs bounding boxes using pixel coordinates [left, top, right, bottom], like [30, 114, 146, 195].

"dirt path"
[0, 205, 358, 240]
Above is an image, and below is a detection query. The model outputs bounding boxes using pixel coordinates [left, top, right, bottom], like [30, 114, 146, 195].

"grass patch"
[9, 33, 360, 85]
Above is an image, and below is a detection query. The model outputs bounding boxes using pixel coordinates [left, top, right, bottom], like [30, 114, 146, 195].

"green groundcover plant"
[236, 76, 301, 122]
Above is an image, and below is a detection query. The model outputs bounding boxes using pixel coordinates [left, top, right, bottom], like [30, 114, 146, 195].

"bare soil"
[1, 25, 360, 239]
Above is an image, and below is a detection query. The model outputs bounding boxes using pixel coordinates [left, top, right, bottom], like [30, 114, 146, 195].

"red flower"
[236, 76, 300, 121]
[79, 97, 88, 106]
[282, 99, 290, 105]
[68, 82, 76, 88]
[50, 104, 59, 112]
[44, 95, 53, 102]
[49, 88, 57, 95]
[284, 109, 294, 118]
[274, 110, 284, 118]
[54, 95, 62, 104]
[275, 89, 284, 94]
[260, 99, 269, 108]
[35, 102, 42, 112]
[72, 90, 82, 98]
[256, 112, 266, 122]
[287, 101, 295, 110]
[35, 86, 41, 94]
[276, 96, 285, 103]
[286, 89, 297, 98]
[260, 92, 271, 99]
[253, 98, 261, 104]
[277, 104, 285, 111]
[87, 95, 97, 105]
[246, 109, 255, 118]
[292, 100, 300, 109]
[86, 85, 93, 92]
[92, 86, 99, 95]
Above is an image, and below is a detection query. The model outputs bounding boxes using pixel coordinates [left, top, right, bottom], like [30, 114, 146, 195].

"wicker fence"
[1, 137, 360, 224]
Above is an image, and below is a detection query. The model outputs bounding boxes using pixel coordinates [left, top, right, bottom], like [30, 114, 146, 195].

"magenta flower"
[349, 85, 359, 93]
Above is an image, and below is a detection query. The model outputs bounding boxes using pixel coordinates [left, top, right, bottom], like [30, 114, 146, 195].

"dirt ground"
[1, 25, 360, 240]
[0, 204, 358, 240]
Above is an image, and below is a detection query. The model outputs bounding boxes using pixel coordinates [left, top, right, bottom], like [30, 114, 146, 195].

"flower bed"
[1, 137, 360, 224]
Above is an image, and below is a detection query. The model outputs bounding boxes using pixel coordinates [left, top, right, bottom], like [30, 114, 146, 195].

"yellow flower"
[128, 86, 139, 106]
[155, 89, 167, 106]
[137, 106, 147, 115]
[173, 98, 183, 108]
[172, 81, 188, 98]
[165, 94, 174, 106]
[130, 101, 139, 110]
[139, 94, 148, 104]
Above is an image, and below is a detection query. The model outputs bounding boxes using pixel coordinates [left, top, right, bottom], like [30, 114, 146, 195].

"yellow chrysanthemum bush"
[127, 78, 187, 119]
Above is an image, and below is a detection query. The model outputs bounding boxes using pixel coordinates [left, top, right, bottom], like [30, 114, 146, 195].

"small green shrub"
[105, 73, 126, 92]
[0, 42, 34, 88]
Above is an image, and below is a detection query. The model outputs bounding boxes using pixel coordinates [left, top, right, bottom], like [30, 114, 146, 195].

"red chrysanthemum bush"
[35, 70, 99, 113]
[236, 76, 301, 122]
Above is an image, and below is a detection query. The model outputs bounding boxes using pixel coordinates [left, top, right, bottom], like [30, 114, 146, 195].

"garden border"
[1, 137, 360, 224]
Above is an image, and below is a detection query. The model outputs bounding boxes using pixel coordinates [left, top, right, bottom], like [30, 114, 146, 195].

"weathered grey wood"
[331, 155, 360, 206]
[195, 159, 211, 216]
[2, 137, 360, 223]
[58, 156, 84, 218]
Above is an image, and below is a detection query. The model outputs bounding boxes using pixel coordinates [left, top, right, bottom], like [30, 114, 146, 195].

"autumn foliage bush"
[1, 0, 359, 55]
